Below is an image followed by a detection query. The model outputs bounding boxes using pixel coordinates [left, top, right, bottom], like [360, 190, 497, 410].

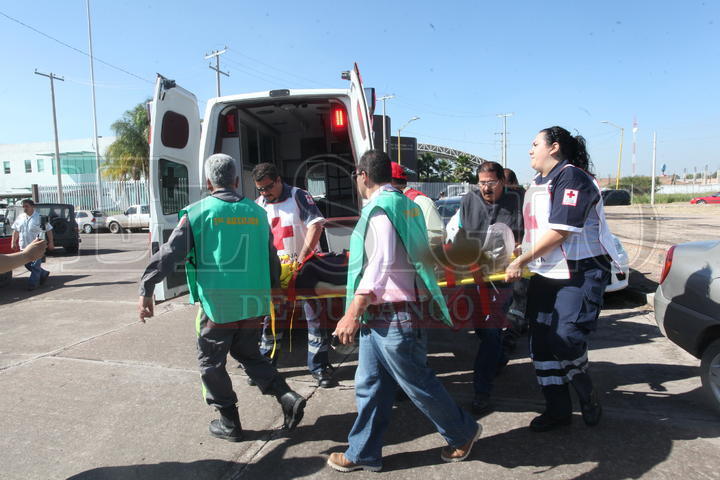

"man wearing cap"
[390, 162, 444, 245]
[137, 153, 307, 442]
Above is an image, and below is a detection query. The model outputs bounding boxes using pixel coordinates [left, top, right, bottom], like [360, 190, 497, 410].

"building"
[0, 137, 115, 196]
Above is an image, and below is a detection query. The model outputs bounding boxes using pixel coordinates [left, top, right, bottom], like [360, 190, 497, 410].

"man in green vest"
[326, 150, 481, 473]
[138, 153, 306, 442]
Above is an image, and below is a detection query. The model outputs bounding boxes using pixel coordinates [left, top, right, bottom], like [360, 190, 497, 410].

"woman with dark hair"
[505, 126, 621, 432]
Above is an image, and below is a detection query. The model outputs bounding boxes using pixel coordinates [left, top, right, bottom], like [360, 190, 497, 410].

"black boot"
[529, 412, 572, 432]
[269, 377, 306, 431]
[209, 406, 243, 442]
[580, 389, 602, 426]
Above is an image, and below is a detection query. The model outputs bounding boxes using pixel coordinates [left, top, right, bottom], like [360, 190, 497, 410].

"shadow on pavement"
[66, 459, 241, 480]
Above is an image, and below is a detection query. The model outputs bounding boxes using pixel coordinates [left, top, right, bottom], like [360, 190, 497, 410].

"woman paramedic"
[505, 126, 622, 432]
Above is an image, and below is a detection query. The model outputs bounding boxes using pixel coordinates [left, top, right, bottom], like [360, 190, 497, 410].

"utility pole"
[497, 113, 513, 168]
[86, 0, 103, 210]
[205, 48, 229, 97]
[34, 70, 64, 203]
[651, 132, 657, 205]
[377, 95, 395, 153]
[632, 116, 638, 176]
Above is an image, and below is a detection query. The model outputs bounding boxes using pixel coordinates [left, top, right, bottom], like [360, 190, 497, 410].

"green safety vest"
[181, 195, 271, 323]
[346, 188, 452, 327]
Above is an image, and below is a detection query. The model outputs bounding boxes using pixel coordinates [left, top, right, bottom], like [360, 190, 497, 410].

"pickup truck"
[106, 205, 150, 233]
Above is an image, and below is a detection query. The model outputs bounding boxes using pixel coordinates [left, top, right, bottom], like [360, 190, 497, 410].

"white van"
[147, 63, 375, 300]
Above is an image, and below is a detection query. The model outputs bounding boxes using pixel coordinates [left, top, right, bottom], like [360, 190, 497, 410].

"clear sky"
[1, 0, 718, 183]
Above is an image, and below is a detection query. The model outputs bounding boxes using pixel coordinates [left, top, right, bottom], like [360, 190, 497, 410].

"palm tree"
[103, 100, 150, 180]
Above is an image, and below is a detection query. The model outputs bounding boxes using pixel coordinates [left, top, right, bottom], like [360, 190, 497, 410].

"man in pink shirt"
[327, 150, 480, 473]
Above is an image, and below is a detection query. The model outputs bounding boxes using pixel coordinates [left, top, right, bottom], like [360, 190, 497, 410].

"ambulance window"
[161, 111, 189, 149]
[260, 133, 274, 163]
[159, 159, 189, 215]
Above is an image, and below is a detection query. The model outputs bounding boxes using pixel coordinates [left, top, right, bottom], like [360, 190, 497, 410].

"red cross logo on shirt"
[566, 191, 575, 198]
[270, 217, 294, 251]
[524, 202, 538, 230]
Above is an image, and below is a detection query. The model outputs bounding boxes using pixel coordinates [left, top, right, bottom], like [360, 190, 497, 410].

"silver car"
[654, 240, 720, 414]
[75, 210, 107, 234]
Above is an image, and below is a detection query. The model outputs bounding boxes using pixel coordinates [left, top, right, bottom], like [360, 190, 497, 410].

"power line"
[226, 49, 326, 88]
[0, 9, 152, 84]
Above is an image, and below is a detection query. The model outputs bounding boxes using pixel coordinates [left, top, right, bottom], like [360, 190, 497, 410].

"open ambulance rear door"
[148, 75, 201, 301]
[347, 63, 374, 160]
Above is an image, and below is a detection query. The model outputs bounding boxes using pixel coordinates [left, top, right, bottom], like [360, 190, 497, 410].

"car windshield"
[36, 206, 72, 219]
[91, 210, 104, 217]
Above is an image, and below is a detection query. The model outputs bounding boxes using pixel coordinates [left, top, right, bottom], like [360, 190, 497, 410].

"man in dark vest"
[138, 153, 306, 442]
[327, 150, 480, 473]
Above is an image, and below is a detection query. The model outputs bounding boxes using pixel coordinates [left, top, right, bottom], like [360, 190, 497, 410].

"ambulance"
[147, 63, 375, 300]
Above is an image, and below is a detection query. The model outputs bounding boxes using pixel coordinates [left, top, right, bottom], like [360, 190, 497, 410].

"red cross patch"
[270, 217, 294, 250]
[562, 189, 579, 206]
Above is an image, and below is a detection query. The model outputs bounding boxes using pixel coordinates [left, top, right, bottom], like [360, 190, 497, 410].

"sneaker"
[471, 393, 493, 415]
[440, 422, 483, 463]
[529, 412, 572, 432]
[326, 452, 382, 473]
[311, 365, 336, 388]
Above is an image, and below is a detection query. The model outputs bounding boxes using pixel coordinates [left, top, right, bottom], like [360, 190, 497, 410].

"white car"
[105, 205, 150, 234]
[444, 212, 629, 292]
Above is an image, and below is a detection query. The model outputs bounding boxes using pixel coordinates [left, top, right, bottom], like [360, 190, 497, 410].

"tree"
[103, 100, 151, 181]
[451, 154, 476, 183]
[417, 152, 438, 181]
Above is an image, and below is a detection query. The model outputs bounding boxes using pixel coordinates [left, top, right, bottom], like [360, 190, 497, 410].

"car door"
[347, 63, 374, 163]
[125, 206, 137, 228]
[148, 75, 201, 300]
[140, 205, 150, 227]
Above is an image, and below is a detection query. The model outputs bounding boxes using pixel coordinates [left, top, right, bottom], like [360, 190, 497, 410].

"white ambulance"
[147, 63, 375, 300]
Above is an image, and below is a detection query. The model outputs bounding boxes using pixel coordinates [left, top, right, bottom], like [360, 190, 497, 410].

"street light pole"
[87, 0, 103, 210]
[377, 95, 394, 153]
[602, 120, 625, 189]
[397, 116, 420, 165]
[34, 70, 64, 203]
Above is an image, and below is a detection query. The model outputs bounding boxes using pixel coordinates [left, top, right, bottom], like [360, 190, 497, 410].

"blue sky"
[1, 0, 718, 182]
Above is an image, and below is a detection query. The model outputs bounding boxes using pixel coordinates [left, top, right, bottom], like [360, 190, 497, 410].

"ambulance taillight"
[330, 106, 347, 136]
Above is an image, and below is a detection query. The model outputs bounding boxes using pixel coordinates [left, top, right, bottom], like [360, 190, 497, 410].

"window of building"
[159, 159, 189, 215]
[37, 158, 45, 172]
[24, 160, 32, 173]
[3, 161, 10, 174]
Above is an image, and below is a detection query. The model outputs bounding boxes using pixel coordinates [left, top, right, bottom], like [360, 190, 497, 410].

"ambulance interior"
[212, 99, 360, 215]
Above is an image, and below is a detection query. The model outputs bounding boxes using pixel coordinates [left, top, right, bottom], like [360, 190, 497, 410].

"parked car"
[690, 193, 720, 204]
[654, 240, 720, 414]
[607, 235, 630, 292]
[4, 203, 80, 254]
[106, 205, 150, 234]
[601, 189, 631, 206]
[435, 195, 464, 226]
[75, 210, 107, 234]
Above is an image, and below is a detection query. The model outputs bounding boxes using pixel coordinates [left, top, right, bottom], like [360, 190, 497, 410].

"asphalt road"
[1, 228, 719, 480]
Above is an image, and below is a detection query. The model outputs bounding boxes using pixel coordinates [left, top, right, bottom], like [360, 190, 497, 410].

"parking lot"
[1, 208, 719, 480]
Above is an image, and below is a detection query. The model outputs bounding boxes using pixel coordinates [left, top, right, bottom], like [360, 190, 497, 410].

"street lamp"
[602, 120, 624, 189]
[397, 116, 420, 165]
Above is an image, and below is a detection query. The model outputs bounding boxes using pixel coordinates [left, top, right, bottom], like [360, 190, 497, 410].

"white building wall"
[0, 137, 116, 194]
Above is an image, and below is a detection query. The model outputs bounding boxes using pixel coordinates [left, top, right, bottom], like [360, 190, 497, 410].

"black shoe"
[40, 271, 50, 285]
[580, 391, 602, 426]
[311, 366, 335, 388]
[209, 407, 243, 442]
[529, 412, 572, 432]
[471, 393, 493, 415]
[278, 391, 306, 431]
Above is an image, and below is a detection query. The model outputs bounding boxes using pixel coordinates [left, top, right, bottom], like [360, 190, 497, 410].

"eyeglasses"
[351, 170, 364, 179]
[478, 180, 500, 187]
[256, 178, 277, 193]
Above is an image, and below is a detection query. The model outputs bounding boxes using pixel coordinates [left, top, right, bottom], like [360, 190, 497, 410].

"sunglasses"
[256, 178, 277, 193]
[478, 180, 501, 187]
[351, 170, 365, 179]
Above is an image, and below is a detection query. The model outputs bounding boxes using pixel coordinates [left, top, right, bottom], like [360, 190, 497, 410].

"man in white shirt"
[11, 199, 54, 290]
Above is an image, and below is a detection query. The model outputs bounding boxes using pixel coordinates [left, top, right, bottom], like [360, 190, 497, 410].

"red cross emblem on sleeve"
[270, 217, 294, 251]
[562, 189, 579, 206]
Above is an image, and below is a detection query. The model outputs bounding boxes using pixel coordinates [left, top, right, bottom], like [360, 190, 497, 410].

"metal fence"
[38, 180, 149, 214]
[407, 182, 473, 199]
[657, 183, 720, 194]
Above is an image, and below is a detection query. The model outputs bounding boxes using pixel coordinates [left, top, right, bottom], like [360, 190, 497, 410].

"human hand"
[138, 296, 154, 323]
[23, 238, 47, 262]
[505, 258, 524, 283]
[47, 242, 55, 251]
[332, 314, 360, 345]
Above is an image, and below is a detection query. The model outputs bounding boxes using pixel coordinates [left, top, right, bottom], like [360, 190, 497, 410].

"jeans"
[260, 299, 329, 373]
[24, 258, 47, 287]
[344, 308, 477, 467]
[473, 327, 503, 395]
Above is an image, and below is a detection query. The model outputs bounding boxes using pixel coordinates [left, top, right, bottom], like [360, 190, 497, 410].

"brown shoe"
[440, 422, 483, 463]
[326, 452, 382, 473]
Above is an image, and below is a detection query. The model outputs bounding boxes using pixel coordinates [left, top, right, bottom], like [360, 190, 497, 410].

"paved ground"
[1, 221, 719, 480]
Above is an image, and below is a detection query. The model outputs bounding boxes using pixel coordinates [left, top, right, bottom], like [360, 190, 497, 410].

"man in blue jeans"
[11, 199, 54, 290]
[328, 150, 481, 473]
[455, 161, 523, 414]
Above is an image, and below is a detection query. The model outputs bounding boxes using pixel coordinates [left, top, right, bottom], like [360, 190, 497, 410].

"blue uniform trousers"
[526, 256, 610, 418]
